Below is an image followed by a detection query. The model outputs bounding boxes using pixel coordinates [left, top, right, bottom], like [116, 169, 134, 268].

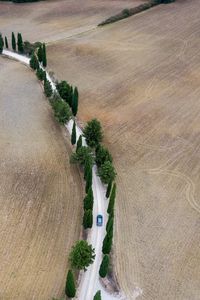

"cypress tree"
[12, 32, 16, 51]
[44, 79, 53, 97]
[71, 120, 76, 145]
[30, 54, 39, 70]
[107, 183, 116, 214]
[106, 216, 114, 238]
[72, 86, 78, 116]
[5, 36, 8, 49]
[102, 232, 112, 254]
[0, 34, 4, 54]
[17, 33, 24, 53]
[36, 68, 46, 81]
[83, 186, 94, 210]
[65, 269, 76, 298]
[83, 209, 93, 229]
[93, 290, 101, 300]
[42, 43, 47, 67]
[106, 180, 112, 198]
[85, 166, 92, 193]
[84, 157, 91, 180]
[37, 45, 43, 63]
[68, 85, 73, 107]
[76, 135, 82, 152]
[99, 254, 109, 278]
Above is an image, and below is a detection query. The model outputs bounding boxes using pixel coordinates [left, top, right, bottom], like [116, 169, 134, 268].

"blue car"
[96, 214, 103, 226]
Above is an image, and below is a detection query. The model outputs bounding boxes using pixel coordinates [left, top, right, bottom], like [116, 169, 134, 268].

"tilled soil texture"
[0, 57, 83, 300]
[0, 0, 146, 43]
[46, 0, 200, 299]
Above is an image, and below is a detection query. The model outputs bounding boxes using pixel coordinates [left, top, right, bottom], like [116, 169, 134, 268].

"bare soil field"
[0, 57, 83, 299]
[45, 0, 200, 299]
[0, 0, 145, 43]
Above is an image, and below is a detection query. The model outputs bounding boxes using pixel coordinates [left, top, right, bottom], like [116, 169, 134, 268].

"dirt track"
[0, 57, 83, 299]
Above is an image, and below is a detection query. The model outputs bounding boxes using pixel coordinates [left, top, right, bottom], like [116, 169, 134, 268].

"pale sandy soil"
[45, 0, 200, 299]
[0, 57, 83, 300]
[0, 0, 145, 43]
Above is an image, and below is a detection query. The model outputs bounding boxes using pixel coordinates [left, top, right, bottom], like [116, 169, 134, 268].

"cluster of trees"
[0, 32, 24, 54]
[56, 80, 79, 117]
[65, 240, 95, 298]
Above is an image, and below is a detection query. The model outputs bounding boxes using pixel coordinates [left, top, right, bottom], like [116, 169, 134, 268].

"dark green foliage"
[93, 291, 101, 300]
[44, 79, 53, 97]
[107, 183, 116, 214]
[76, 135, 82, 153]
[102, 232, 113, 254]
[37, 45, 43, 63]
[71, 121, 76, 145]
[5, 36, 8, 49]
[29, 54, 39, 70]
[72, 86, 79, 116]
[42, 43, 47, 67]
[36, 68, 46, 81]
[69, 240, 95, 271]
[0, 34, 4, 54]
[83, 209, 93, 229]
[23, 41, 42, 56]
[65, 270, 76, 298]
[85, 166, 92, 193]
[71, 146, 94, 166]
[17, 33, 24, 53]
[98, 161, 116, 184]
[12, 32, 16, 51]
[51, 99, 72, 124]
[106, 216, 114, 238]
[83, 119, 103, 148]
[99, 255, 109, 278]
[95, 145, 112, 168]
[56, 81, 72, 105]
[84, 158, 92, 180]
[106, 180, 112, 198]
[84, 186, 94, 210]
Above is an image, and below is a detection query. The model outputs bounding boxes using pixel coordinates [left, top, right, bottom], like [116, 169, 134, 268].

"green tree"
[106, 216, 113, 237]
[37, 45, 43, 63]
[71, 146, 93, 166]
[76, 135, 82, 152]
[83, 119, 103, 148]
[12, 32, 16, 51]
[84, 186, 94, 210]
[71, 120, 76, 145]
[29, 53, 39, 70]
[17, 33, 24, 53]
[102, 232, 112, 254]
[107, 183, 116, 214]
[85, 166, 92, 193]
[83, 209, 93, 229]
[51, 100, 72, 124]
[98, 161, 116, 184]
[106, 180, 112, 198]
[42, 43, 47, 67]
[93, 291, 101, 300]
[44, 79, 53, 97]
[65, 270, 76, 298]
[84, 157, 92, 180]
[99, 254, 109, 278]
[36, 68, 46, 81]
[69, 85, 73, 107]
[95, 145, 112, 168]
[69, 240, 95, 271]
[56, 81, 72, 105]
[0, 34, 4, 54]
[5, 36, 8, 49]
[72, 86, 79, 116]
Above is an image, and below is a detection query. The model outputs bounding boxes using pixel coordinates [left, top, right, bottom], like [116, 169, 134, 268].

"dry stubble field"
[0, 57, 83, 299]
[46, 0, 200, 299]
[1, 0, 200, 299]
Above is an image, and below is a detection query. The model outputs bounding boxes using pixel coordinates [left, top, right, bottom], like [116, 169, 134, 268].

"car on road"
[96, 214, 103, 226]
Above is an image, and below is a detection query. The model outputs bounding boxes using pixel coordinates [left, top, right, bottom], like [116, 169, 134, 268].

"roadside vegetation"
[98, 0, 175, 26]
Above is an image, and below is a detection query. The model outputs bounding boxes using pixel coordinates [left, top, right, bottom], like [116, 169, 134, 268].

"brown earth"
[46, 0, 200, 299]
[0, 57, 83, 300]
